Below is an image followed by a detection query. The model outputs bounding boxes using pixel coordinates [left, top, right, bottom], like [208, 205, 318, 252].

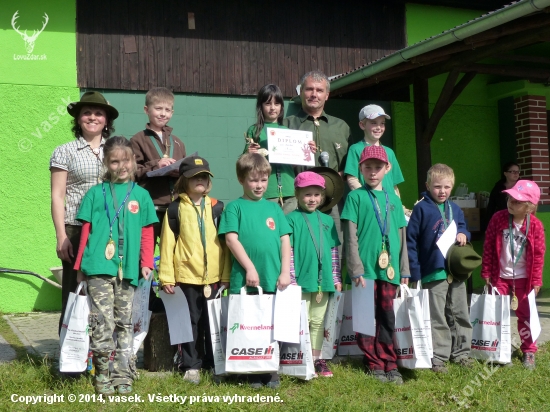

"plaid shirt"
[50, 136, 106, 225]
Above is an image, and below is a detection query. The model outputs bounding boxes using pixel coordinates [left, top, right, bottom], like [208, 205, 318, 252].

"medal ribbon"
[301, 211, 323, 293]
[436, 201, 453, 230]
[366, 188, 393, 271]
[193, 197, 208, 285]
[509, 213, 530, 298]
[103, 182, 134, 276]
[149, 135, 174, 159]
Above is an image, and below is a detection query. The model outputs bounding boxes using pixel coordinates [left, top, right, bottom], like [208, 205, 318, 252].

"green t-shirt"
[76, 182, 158, 286]
[423, 203, 448, 283]
[218, 197, 292, 294]
[344, 140, 404, 192]
[286, 209, 340, 292]
[283, 110, 350, 172]
[244, 123, 295, 199]
[341, 187, 407, 285]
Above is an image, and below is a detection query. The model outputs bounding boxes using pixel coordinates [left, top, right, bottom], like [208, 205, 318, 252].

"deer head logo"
[11, 11, 49, 54]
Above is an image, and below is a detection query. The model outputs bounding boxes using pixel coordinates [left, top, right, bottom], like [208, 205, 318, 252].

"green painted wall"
[0, 0, 78, 313]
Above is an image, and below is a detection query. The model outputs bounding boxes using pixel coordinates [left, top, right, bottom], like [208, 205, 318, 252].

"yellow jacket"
[159, 194, 231, 286]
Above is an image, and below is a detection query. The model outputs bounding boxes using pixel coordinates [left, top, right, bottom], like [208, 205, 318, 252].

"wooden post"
[413, 76, 431, 198]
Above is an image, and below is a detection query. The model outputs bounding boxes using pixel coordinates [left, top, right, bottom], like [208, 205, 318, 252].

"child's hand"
[335, 283, 342, 292]
[163, 284, 175, 294]
[456, 233, 467, 246]
[401, 277, 409, 285]
[247, 143, 260, 154]
[307, 140, 317, 153]
[534, 285, 541, 296]
[246, 268, 260, 288]
[141, 267, 152, 280]
[158, 157, 176, 168]
[354, 276, 366, 288]
[484, 278, 490, 286]
[277, 272, 291, 290]
[221, 282, 230, 291]
[76, 270, 86, 284]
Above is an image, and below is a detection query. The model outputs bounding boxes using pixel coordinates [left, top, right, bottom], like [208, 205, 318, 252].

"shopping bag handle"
[483, 284, 501, 296]
[74, 281, 87, 296]
[239, 285, 263, 296]
[215, 285, 226, 299]
[398, 284, 411, 300]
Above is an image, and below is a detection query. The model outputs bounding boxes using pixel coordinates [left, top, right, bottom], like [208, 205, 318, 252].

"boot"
[94, 354, 115, 395]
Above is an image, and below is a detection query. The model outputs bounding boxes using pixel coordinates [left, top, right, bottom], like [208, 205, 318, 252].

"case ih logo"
[11, 10, 49, 54]
[228, 346, 275, 360]
[472, 338, 500, 352]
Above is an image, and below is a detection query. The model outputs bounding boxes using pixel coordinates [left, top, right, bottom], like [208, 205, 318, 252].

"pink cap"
[503, 180, 540, 204]
[359, 145, 388, 164]
[294, 171, 325, 189]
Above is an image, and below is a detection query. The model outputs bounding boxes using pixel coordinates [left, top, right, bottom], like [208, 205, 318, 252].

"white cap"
[359, 104, 391, 121]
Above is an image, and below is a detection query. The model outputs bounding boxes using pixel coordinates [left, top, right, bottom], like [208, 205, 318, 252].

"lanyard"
[149, 135, 174, 159]
[193, 197, 208, 283]
[301, 210, 323, 291]
[276, 166, 283, 206]
[103, 181, 134, 257]
[366, 188, 389, 237]
[509, 214, 530, 268]
[436, 201, 453, 230]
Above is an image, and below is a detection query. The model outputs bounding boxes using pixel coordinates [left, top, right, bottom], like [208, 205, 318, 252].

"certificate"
[266, 128, 315, 166]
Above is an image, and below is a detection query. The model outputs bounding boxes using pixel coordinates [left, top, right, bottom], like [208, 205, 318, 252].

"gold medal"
[105, 239, 115, 260]
[313, 119, 320, 127]
[378, 250, 389, 269]
[447, 274, 454, 284]
[316, 291, 323, 303]
[163, 154, 168, 158]
[204, 285, 212, 298]
[387, 265, 395, 280]
[511, 294, 519, 310]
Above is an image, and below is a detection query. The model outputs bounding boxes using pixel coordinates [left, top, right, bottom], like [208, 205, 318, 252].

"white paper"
[146, 151, 198, 177]
[266, 128, 315, 166]
[159, 288, 193, 345]
[436, 220, 457, 258]
[528, 290, 541, 342]
[352, 279, 375, 336]
[131, 276, 153, 355]
[274, 285, 302, 343]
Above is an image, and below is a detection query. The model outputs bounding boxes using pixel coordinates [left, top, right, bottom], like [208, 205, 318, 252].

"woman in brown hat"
[50, 91, 119, 336]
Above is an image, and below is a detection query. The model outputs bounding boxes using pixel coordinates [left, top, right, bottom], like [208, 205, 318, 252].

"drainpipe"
[330, 0, 550, 92]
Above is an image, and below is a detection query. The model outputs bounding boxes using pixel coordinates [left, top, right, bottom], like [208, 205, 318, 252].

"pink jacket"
[481, 209, 545, 287]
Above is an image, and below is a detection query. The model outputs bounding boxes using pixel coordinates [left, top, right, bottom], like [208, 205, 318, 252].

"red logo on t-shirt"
[128, 201, 139, 214]
[270, 130, 276, 136]
[266, 217, 276, 230]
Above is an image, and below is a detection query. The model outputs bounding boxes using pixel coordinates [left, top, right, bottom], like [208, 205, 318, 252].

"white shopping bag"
[337, 290, 363, 356]
[393, 285, 431, 369]
[321, 291, 344, 359]
[470, 286, 511, 363]
[131, 276, 152, 355]
[207, 286, 229, 375]
[409, 282, 433, 358]
[279, 300, 316, 380]
[59, 282, 91, 372]
[225, 287, 279, 373]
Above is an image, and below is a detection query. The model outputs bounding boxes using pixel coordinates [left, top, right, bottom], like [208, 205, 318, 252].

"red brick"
[531, 107, 546, 113]
[529, 131, 547, 137]
[517, 125, 533, 133]
[518, 113, 539, 121]
[530, 95, 546, 101]
[538, 100, 547, 107]
[515, 100, 531, 109]
[525, 119, 547, 125]
[539, 126, 548, 132]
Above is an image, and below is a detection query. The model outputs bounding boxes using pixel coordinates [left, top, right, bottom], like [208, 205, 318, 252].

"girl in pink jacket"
[481, 180, 545, 369]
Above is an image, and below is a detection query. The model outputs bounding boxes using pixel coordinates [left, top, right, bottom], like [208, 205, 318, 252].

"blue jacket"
[406, 192, 470, 282]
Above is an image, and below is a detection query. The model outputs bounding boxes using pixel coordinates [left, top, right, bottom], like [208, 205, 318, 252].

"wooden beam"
[423, 71, 476, 143]
[413, 77, 431, 198]
[458, 63, 550, 80]
[492, 54, 550, 65]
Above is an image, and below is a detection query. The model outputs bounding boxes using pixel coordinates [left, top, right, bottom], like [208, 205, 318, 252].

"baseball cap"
[503, 180, 540, 204]
[178, 156, 214, 178]
[359, 145, 389, 165]
[294, 171, 325, 189]
[359, 104, 390, 121]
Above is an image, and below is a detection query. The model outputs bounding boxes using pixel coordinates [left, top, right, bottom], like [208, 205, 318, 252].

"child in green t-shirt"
[218, 153, 291, 389]
[341, 145, 409, 385]
[243, 84, 296, 213]
[287, 171, 341, 377]
[344, 104, 404, 196]
[74, 136, 158, 395]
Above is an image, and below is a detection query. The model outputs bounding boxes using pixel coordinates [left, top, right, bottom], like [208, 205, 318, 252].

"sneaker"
[365, 368, 389, 383]
[264, 372, 281, 389]
[522, 353, 535, 370]
[386, 369, 404, 385]
[453, 357, 475, 368]
[247, 374, 263, 389]
[117, 384, 132, 394]
[314, 359, 333, 377]
[183, 369, 201, 384]
[431, 363, 449, 374]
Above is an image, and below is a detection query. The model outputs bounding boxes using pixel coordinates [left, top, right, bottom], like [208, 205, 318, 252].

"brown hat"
[309, 166, 344, 212]
[179, 156, 214, 178]
[67, 91, 119, 120]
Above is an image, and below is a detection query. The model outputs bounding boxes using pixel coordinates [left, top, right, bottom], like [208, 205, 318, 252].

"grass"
[1, 314, 549, 411]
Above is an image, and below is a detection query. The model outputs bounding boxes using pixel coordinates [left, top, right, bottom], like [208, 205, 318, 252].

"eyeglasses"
[506, 170, 520, 174]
